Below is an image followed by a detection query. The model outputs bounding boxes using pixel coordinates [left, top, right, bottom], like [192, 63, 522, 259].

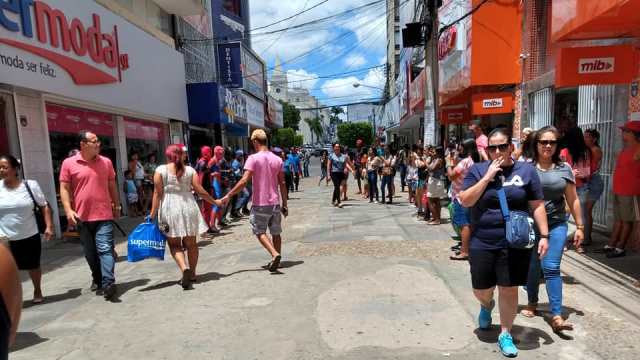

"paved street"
[11, 159, 640, 360]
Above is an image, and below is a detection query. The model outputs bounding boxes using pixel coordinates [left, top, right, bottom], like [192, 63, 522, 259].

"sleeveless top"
[329, 153, 347, 173]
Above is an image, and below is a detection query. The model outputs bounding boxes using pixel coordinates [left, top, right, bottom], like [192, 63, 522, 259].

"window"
[222, 0, 242, 17]
[146, 1, 173, 36]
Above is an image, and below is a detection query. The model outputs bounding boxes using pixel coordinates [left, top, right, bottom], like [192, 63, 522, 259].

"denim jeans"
[78, 220, 115, 288]
[235, 188, 251, 210]
[399, 164, 407, 190]
[368, 170, 379, 202]
[380, 175, 393, 202]
[526, 222, 568, 316]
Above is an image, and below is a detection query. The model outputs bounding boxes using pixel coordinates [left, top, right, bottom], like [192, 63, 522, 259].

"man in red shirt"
[60, 131, 121, 300]
[606, 121, 640, 258]
[470, 123, 489, 161]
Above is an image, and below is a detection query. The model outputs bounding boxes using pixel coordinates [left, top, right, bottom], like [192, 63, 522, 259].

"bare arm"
[191, 172, 221, 207]
[149, 172, 163, 219]
[564, 182, 584, 247]
[108, 178, 120, 218]
[0, 244, 22, 347]
[279, 170, 288, 209]
[427, 158, 443, 172]
[59, 181, 79, 226]
[530, 200, 549, 258]
[224, 170, 252, 199]
[43, 205, 54, 241]
[458, 159, 503, 207]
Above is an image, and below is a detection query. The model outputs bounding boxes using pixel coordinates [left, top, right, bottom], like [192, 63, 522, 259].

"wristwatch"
[539, 234, 549, 239]
[576, 225, 585, 230]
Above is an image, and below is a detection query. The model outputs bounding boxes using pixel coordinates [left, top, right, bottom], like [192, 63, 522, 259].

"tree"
[337, 123, 374, 148]
[272, 128, 296, 148]
[279, 100, 301, 131]
[329, 106, 344, 125]
[304, 117, 324, 144]
[294, 134, 304, 147]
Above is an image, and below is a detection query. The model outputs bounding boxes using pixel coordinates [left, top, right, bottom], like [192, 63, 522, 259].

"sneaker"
[478, 299, 495, 330]
[103, 283, 117, 301]
[603, 245, 615, 252]
[90, 281, 100, 292]
[497, 332, 518, 358]
[337, 203, 344, 208]
[606, 248, 626, 258]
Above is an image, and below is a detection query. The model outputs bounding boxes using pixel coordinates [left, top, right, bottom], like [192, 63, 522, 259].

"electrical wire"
[250, 0, 330, 32]
[438, 0, 491, 38]
[259, 0, 313, 57]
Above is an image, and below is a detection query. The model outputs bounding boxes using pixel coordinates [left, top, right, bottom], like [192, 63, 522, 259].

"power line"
[259, 0, 313, 57]
[251, 0, 330, 32]
[438, 0, 491, 37]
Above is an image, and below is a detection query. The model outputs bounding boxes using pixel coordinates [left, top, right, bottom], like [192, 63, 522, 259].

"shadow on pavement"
[109, 278, 150, 303]
[10, 332, 48, 353]
[22, 288, 82, 309]
[474, 324, 554, 349]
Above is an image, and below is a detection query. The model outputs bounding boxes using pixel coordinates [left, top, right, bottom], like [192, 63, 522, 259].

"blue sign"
[186, 82, 221, 125]
[217, 42, 243, 88]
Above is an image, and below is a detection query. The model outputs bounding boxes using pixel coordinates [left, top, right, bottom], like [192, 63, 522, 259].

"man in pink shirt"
[60, 131, 120, 300]
[223, 129, 288, 272]
[470, 123, 489, 161]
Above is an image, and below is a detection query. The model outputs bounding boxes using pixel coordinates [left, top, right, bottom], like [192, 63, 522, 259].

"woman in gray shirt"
[522, 126, 584, 333]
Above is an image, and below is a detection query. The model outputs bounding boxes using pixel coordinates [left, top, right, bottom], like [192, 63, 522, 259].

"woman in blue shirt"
[327, 143, 354, 208]
[459, 128, 549, 358]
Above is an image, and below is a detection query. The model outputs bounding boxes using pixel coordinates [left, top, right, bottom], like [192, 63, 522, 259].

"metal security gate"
[577, 85, 615, 229]
[529, 87, 554, 130]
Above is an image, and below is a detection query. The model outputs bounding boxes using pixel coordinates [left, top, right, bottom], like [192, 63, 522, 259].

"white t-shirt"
[0, 179, 48, 240]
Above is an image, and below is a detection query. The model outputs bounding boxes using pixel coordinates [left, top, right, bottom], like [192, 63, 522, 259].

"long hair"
[533, 126, 562, 165]
[165, 144, 185, 179]
[584, 128, 600, 147]
[520, 130, 536, 160]
[563, 126, 588, 163]
[461, 138, 481, 163]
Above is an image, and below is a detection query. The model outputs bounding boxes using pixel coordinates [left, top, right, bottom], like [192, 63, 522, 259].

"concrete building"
[386, 0, 401, 97]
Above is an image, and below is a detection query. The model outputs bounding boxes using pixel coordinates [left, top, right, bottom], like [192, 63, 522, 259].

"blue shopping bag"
[127, 218, 166, 262]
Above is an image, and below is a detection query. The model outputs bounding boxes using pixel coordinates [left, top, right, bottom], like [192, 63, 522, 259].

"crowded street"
[7, 159, 640, 359]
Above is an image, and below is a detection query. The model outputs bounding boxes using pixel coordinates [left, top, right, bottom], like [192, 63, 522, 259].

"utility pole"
[423, 0, 439, 146]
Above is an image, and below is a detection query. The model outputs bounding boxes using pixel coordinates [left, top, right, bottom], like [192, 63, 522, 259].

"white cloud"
[286, 69, 320, 90]
[344, 54, 367, 67]
[320, 67, 386, 104]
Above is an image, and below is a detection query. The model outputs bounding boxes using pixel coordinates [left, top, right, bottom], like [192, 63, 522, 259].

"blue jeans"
[381, 174, 393, 202]
[368, 170, 379, 202]
[526, 222, 568, 316]
[78, 220, 115, 288]
[399, 164, 407, 190]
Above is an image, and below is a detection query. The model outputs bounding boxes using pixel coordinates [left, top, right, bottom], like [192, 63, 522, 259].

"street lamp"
[352, 82, 384, 91]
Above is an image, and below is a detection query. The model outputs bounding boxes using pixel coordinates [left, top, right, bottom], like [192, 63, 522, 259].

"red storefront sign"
[556, 45, 640, 87]
[409, 69, 426, 111]
[471, 92, 514, 115]
[441, 107, 469, 125]
[124, 118, 166, 141]
[46, 103, 114, 136]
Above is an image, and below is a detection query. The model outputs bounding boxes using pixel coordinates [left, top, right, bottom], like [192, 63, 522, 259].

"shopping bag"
[127, 218, 166, 262]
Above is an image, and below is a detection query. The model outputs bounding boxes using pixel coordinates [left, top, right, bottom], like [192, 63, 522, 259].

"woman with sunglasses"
[521, 126, 583, 333]
[459, 128, 549, 358]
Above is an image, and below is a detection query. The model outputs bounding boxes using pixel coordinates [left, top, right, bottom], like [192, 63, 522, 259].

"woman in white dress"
[150, 144, 221, 290]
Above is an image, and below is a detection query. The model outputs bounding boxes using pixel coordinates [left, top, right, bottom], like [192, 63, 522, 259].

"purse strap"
[23, 180, 39, 213]
[496, 186, 511, 222]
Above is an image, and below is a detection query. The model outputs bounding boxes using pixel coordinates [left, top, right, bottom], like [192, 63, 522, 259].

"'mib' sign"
[0, 0, 130, 85]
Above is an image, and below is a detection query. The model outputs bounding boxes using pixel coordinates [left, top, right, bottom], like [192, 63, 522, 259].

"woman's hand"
[44, 227, 54, 241]
[538, 237, 549, 259]
[573, 228, 584, 248]
[483, 158, 504, 182]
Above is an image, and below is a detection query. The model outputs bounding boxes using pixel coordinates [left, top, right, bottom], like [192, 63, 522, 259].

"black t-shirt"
[462, 161, 543, 250]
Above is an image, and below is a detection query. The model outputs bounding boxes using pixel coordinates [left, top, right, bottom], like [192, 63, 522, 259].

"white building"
[347, 103, 381, 124]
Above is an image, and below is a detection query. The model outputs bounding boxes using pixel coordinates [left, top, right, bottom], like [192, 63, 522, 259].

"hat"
[620, 121, 640, 133]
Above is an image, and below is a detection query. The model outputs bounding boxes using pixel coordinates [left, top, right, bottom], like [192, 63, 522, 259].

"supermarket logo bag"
[127, 218, 167, 262]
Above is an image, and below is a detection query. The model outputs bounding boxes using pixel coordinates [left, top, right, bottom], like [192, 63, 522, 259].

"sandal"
[268, 255, 282, 272]
[450, 253, 469, 261]
[32, 297, 44, 304]
[520, 304, 537, 318]
[180, 269, 193, 290]
[551, 316, 573, 333]
[427, 220, 441, 225]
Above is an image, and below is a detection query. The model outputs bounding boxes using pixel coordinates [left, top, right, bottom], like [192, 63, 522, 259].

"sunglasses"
[537, 140, 558, 146]
[486, 143, 510, 152]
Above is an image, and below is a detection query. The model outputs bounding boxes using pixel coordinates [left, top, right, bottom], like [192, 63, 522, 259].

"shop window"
[124, 118, 168, 170]
[222, 0, 242, 17]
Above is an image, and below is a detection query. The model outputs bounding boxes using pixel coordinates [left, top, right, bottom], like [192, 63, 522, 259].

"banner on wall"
[217, 42, 243, 88]
[245, 94, 264, 128]
[242, 47, 265, 101]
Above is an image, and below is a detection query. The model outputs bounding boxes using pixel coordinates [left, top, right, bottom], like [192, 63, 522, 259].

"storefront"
[0, 0, 189, 234]
[245, 92, 265, 147]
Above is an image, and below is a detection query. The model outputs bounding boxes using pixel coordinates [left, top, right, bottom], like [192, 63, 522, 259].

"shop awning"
[471, 92, 514, 115]
[552, 0, 640, 42]
[555, 45, 640, 87]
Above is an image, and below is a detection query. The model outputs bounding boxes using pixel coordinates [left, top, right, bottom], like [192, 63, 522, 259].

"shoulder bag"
[24, 181, 46, 234]
[496, 185, 535, 249]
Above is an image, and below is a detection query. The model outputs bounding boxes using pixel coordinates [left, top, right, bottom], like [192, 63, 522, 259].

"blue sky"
[249, 0, 387, 106]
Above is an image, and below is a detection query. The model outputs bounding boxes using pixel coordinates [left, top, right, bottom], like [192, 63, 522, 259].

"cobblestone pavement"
[10, 159, 640, 359]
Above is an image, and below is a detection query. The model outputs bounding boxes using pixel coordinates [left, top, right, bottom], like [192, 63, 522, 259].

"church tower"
[269, 55, 288, 102]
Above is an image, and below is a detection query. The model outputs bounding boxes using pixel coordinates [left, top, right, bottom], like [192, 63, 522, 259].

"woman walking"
[522, 126, 583, 333]
[327, 143, 354, 208]
[426, 146, 447, 224]
[459, 129, 549, 358]
[406, 154, 419, 205]
[0, 155, 54, 304]
[318, 150, 329, 186]
[380, 146, 397, 204]
[366, 147, 382, 203]
[415, 147, 428, 217]
[583, 129, 604, 245]
[447, 139, 481, 261]
[150, 145, 222, 290]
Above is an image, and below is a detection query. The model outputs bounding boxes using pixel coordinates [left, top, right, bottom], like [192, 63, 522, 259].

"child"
[605, 120, 640, 258]
[124, 170, 139, 216]
[406, 154, 418, 205]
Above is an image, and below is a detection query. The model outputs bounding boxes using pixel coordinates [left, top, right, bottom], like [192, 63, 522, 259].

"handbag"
[24, 181, 46, 234]
[127, 217, 166, 262]
[496, 186, 536, 249]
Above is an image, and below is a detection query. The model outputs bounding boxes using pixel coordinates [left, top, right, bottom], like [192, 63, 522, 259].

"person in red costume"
[207, 146, 227, 232]
[194, 146, 213, 229]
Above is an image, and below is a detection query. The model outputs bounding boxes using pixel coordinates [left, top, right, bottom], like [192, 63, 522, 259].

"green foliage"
[294, 134, 304, 147]
[304, 117, 324, 144]
[329, 106, 344, 125]
[279, 100, 301, 131]
[272, 128, 296, 148]
[337, 122, 374, 147]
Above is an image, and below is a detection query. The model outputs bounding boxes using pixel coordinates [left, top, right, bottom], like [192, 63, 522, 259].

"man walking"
[469, 123, 489, 161]
[60, 131, 120, 300]
[223, 130, 288, 272]
[288, 148, 303, 191]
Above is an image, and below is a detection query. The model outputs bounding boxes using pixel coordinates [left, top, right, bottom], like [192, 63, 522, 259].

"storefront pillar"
[114, 116, 128, 214]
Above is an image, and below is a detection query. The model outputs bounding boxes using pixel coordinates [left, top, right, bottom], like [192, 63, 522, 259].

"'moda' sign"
[0, 0, 130, 85]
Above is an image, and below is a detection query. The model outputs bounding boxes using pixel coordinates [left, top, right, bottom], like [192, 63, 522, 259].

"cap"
[619, 120, 640, 133]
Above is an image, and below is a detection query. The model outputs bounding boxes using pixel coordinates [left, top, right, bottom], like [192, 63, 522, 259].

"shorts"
[451, 200, 471, 227]
[469, 248, 532, 289]
[250, 205, 283, 236]
[9, 233, 42, 270]
[613, 194, 640, 222]
[587, 174, 604, 202]
[427, 177, 447, 198]
[407, 179, 417, 192]
[127, 192, 139, 204]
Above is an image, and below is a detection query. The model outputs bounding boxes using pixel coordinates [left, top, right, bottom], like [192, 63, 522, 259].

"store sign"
[0, 0, 188, 121]
[245, 94, 264, 128]
[409, 69, 426, 110]
[219, 87, 246, 124]
[0, 0, 130, 84]
[242, 47, 265, 100]
[217, 42, 243, 88]
[578, 57, 614, 74]
[438, 26, 457, 60]
[482, 98, 503, 108]
[556, 45, 639, 87]
[267, 95, 283, 128]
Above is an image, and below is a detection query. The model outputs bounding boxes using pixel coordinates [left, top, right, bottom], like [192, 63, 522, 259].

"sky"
[249, 0, 388, 107]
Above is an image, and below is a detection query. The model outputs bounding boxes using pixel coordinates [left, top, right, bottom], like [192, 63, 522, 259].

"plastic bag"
[127, 218, 166, 262]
